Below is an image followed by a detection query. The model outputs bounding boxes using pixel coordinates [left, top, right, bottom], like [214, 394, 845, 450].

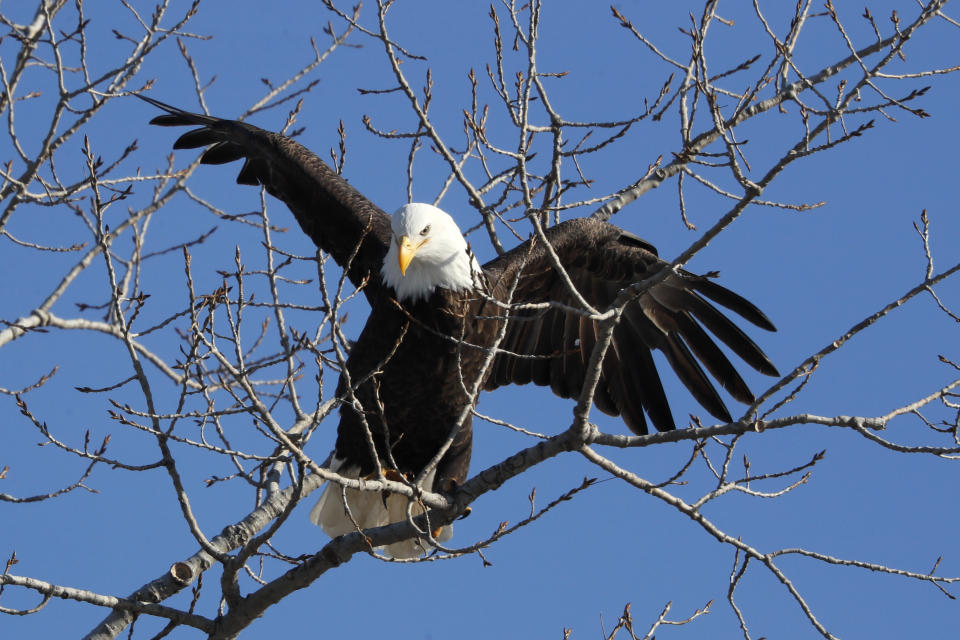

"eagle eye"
[420, 224, 431, 236]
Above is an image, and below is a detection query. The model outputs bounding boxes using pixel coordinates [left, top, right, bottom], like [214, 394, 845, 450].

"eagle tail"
[310, 456, 451, 559]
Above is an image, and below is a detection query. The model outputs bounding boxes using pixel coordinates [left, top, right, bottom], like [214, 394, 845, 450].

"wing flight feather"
[482, 217, 778, 434]
[140, 95, 392, 302]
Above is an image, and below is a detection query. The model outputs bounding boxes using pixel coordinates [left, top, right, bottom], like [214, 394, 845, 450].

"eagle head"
[381, 203, 481, 302]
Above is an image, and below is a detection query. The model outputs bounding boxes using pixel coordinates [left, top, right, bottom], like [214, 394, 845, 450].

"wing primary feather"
[594, 277, 662, 433]
[673, 312, 755, 404]
[607, 334, 653, 434]
[137, 94, 218, 126]
[236, 158, 266, 185]
[617, 307, 677, 432]
[690, 278, 776, 332]
[200, 141, 246, 165]
[149, 114, 191, 127]
[660, 336, 732, 423]
[173, 128, 220, 150]
[657, 287, 779, 376]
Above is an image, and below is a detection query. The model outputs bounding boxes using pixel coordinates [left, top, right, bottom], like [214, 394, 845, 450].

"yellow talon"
[383, 468, 407, 482]
[364, 468, 408, 482]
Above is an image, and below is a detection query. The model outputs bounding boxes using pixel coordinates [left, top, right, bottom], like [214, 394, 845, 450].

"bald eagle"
[141, 96, 778, 558]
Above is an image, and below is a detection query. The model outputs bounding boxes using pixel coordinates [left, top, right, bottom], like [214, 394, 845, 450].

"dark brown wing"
[481, 217, 778, 434]
[138, 95, 392, 302]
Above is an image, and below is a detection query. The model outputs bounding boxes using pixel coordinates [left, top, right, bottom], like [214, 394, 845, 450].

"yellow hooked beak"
[397, 235, 429, 275]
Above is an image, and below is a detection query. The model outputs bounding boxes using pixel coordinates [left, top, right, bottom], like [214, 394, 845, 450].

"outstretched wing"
[482, 217, 778, 435]
[139, 95, 392, 302]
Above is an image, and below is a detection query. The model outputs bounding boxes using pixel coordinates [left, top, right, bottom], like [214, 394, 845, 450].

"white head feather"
[381, 203, 482, 303]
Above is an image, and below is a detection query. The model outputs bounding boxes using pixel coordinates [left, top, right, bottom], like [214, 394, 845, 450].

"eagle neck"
[381, 248, 481, 304]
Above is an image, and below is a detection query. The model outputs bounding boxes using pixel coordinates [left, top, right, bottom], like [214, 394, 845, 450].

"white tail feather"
[310, 455, 453, 559]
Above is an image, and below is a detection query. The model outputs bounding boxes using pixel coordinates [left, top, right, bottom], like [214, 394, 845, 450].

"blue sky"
[3, 1, 960, 638]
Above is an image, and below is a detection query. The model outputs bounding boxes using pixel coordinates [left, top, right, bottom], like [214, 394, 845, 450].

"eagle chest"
[335, 293, 480, 472]
[386, 294, 478, 383]
[344, 293, 482, 410]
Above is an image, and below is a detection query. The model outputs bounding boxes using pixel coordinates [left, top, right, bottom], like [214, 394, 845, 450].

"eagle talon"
[383, 468, 408, 483]
[365, 468, 408, 483]
[365, 468, 412, 508]
[457, 506, 472, 521]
